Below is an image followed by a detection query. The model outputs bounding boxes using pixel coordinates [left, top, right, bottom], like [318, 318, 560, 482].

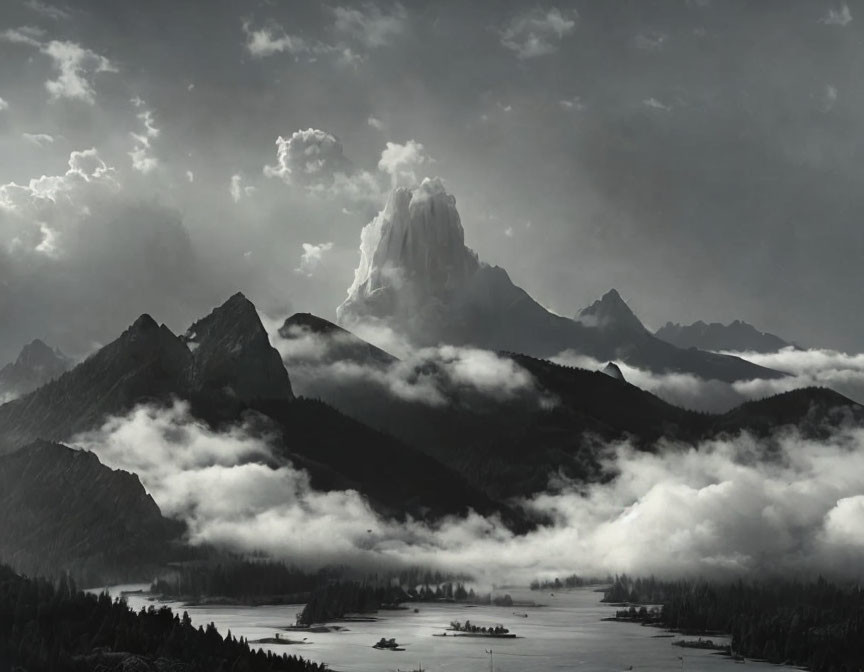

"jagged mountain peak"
[129, 313, 160, 333]
[1, 338, 72, 401]
[334, 183, 783, 382]
[337, 179, 480, 328]
[185, 293, 293, 403]
[577, 288, 646, 333]
[15, 339, 55, 364]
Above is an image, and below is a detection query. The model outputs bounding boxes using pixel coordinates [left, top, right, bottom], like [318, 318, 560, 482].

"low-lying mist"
[554, 347, 864, 413]
[264, 315, 553, 410]
[71, 399, 864, 586]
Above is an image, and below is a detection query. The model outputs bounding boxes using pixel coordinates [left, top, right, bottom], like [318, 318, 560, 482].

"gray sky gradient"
[0, 0, 862, 362]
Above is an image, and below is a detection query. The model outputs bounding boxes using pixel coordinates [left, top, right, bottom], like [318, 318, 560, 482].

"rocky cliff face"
[0, 441, 181, 583]
[0, 339, 71, 401]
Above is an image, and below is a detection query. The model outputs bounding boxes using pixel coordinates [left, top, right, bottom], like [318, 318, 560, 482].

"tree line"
[297, 580, 514, 625]
[530, 574, 610, 591]
[0, 563, 326, 671]
[603, 574, 864, 672]
[151, 560, 335, 603]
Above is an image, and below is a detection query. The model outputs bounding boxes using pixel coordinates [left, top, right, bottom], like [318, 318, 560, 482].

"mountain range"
[0, 182, 859, 584]
[0, 294, 519, 538]
[655, 320, 794, 353]
[276, 312, 864, 499]
[336, 179, 785, 383]
[0, 288, 859, 582]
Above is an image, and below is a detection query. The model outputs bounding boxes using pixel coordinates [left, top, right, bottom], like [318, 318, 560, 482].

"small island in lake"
[373, 637, 405, 651]
[446, 620, 517, 638]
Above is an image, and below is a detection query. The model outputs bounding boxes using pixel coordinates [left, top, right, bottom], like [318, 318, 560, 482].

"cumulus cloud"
[264, 128, 382, 202]
[0, 148, 116, 227]
[0, 97, 8, 111]
[367, 115, 384, 130]
[295, 241, 334, 277]
[500, 7, 578, 59]
[70, 398, 864, 582]
[0, 148, 200, 360]
[264, 128, 352, 185]
[821, 4, 852, 26]
[2, 31, 116, 103]
[378, 139, 431, 187]
[243, 21, 310, 58]
[264, 130, 434, 202]
[331, 3, 407, 48]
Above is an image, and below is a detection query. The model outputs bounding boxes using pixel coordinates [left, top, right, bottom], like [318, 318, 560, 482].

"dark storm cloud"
[1, 0, 863, 361]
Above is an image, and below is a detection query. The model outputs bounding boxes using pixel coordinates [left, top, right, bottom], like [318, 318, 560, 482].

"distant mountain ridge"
[0, 339, 71, 401]
[656, 320, 793, 353]
[337, 181, 783, 383]
[0, 293, 517, 529]
[268, 312, 864, 499]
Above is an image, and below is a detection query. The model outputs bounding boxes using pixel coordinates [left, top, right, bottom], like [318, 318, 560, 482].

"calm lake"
[102, 585, 799, 672]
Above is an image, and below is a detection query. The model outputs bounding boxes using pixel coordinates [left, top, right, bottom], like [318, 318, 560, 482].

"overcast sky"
[0, 0, 862, 362]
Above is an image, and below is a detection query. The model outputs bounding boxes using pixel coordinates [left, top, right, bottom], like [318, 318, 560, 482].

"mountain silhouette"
[656, 319, 794, 353]
[0, 339, 71, 400]
[0, 294, 517, 528]
[338, 181, 784, 383]
[272, 314, 863, 499]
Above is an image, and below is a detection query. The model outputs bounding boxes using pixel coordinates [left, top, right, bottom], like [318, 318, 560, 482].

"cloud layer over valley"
[71, 399, 864, 585]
